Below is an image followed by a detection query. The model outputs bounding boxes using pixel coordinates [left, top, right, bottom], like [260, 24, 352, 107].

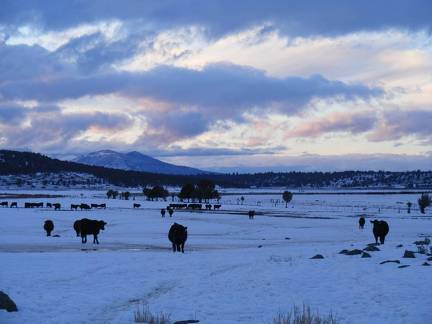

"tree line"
[1, 150, 432, 188]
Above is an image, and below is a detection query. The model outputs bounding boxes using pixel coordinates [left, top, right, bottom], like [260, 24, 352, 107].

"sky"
[0, 0, 431, 172]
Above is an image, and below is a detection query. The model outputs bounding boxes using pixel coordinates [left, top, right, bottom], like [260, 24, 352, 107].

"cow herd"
[6, 198, 390, 253]
[1, 201, 223, 211]
[167, 203, 222, 210]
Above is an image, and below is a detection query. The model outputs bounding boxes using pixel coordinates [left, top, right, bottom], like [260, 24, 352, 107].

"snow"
[1, 190, 431, 323]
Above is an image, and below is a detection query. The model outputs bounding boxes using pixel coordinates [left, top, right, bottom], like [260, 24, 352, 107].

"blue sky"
[0, 1, 431, 171]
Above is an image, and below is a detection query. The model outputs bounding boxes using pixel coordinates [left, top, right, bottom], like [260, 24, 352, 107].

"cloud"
[288, 111, 377, 138]
[153, 146, 285, 157]
[0, 59, 382, 110]
[369, 110, 432, 142]
[166, 152, 432, 173]
[0, 43, 70, 82]
[1, 1, 430, 38]
[0, 103, 28, 123]
[0, 104, 133, 151]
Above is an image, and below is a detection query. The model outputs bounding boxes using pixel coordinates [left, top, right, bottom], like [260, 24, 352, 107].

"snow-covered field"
[1, 190, 432, 324]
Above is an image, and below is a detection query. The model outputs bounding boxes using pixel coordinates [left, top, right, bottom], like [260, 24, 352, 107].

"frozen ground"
[1, 190, 431, 324]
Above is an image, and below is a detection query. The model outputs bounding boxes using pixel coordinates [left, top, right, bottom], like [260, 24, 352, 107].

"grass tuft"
[272, 304, 338, 324]
[134, 304, 171, 324]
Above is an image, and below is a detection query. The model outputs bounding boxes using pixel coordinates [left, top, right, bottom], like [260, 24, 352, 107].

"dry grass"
[133, 305, 171, 324]
[272, 305, 338, 324]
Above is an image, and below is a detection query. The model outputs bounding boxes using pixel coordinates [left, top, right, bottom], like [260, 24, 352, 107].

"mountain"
[73, 150, 208, 175]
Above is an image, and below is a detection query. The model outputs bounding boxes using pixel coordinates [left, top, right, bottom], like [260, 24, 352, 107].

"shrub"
[282, 191, 293, 208]
[134, 305, 171, 324]
[272, 304, 338, 324]
[418, 193, 431, 214]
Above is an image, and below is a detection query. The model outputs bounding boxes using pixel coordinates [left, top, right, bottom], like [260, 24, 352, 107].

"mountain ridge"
[73, 150, 209, 175]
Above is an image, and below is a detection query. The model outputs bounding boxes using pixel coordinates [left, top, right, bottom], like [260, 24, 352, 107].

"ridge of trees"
[1, 150, 432, 188]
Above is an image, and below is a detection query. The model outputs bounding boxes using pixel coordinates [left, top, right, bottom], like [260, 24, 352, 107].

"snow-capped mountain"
[73, 150, 208, 175]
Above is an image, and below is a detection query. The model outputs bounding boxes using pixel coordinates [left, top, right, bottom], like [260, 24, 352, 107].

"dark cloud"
[153, 146, 285, 157]
[0, 61, 382, 111]
[0, 103, 28, 123]
[54, 30, 145, 73]
[0, 43, 70, 82]
[146, 111, 210, 140]
[1, 1, 430, 38]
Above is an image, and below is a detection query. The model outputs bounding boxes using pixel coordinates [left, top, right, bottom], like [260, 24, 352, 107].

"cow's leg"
[81, 235, 87, 243]
[181, 243, 185, 253]
[94, 235, 99, 244]
[374, 234, 378, 244]
[172, 243, 176, 252]
[380, 236, 385, 244]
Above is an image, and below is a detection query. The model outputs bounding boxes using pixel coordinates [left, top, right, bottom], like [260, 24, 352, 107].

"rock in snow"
[403, 250, 416, 258]
[0, 291, 18, 312]
[311, 254, 324, 259]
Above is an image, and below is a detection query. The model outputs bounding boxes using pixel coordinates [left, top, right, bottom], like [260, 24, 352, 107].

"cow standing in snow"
[44, 220, 54, 236]
[370, 220, 389, 244]
[359, 217, 365, 229]
[79, 218, 107, 244]
[168, 223, 188, 253]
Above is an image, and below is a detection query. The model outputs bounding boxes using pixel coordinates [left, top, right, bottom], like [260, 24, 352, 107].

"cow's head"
[370, 220, 379, 225]
[99, 221, 107, 230]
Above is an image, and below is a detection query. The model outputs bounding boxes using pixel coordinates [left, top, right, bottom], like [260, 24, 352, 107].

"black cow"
[168, 223, 188, 253]
[213, 204, 221, 210]
[169, 203, 187, 209]
[46, 203, 53, 208]
[133, 203, 141, 208]
[168, 208, 174, 217]
[370, 220, 389, 244]
[248, 210, 255, 219]
[80, 203, 91, 210]
[24, 202, 42, 208]
[10, 202, 17, 208]
[0, 201, 8, 207]
[205, 204, 212, 210]
[53, 203, 61, 210]
[187, 203, 202, 210]
[73, 220, 81, 237]
[79, 218, 107, 244]
[359, 217, 365, 229]
[71, 204, 79, 210]
[161, 208, 166, 217]
[44, 220, 54, 236]
[177, 204, 187, 209]
[91, 203, 106, 209]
